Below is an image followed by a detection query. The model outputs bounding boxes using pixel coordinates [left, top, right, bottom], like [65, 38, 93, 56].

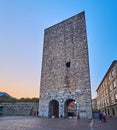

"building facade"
[92, 98, 97, 111]
[96, 60, 117, 117]
[39, 11, 92, 119]
[92, 98, 99, 118]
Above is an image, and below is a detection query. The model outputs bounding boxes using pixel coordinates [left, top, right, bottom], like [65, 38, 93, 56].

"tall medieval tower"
[39, 11, 92, 119]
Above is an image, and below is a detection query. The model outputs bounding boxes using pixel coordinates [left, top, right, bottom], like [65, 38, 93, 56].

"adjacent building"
[39, 11, 92, 119]
[92, 98, 97, 111]
[96, 60, 117, 117]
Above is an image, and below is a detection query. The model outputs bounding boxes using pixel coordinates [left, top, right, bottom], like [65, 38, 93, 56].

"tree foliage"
[0, 97, 39, 103]
[18, 98, 39, 103]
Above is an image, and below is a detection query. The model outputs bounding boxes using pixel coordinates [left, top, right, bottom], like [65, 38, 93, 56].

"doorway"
[64, 99, 76, 118]
[49, 100, 59, 118]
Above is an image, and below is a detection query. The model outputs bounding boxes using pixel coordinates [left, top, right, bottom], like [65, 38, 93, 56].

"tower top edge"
[45, 11, 85, 31]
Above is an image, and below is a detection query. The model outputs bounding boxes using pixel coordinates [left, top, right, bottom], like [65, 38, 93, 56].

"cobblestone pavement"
[92, 117, 117, 130]
[0, 116, 117, 130]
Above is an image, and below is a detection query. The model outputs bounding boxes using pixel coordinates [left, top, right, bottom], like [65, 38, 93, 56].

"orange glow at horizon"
[0, 78, 40, 99]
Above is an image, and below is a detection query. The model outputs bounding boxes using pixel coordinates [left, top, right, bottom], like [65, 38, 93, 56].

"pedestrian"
[98, 110, 103, 123]
[102, 111, 107, 122]
[77, 113, 80, 119]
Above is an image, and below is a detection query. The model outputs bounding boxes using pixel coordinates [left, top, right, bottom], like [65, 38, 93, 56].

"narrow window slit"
[66, 62, 70, 68]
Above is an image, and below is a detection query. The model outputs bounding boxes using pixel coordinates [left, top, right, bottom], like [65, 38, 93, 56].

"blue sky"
[0, 0, 117, 98]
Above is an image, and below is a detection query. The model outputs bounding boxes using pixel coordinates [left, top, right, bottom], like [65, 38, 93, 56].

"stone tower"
[39, 11, 92, 119]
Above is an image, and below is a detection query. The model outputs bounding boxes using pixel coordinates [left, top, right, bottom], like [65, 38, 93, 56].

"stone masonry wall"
[39, 11, 92, 118]
[1, 102, 38, 116]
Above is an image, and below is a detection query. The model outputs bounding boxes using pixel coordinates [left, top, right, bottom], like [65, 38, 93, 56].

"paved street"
[0, 116, 117, 130]
[92, 117, 117, 130]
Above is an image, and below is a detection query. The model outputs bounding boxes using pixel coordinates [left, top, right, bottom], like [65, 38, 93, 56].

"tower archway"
[49, 99, 59, 118]
[64, 99, 76, 118]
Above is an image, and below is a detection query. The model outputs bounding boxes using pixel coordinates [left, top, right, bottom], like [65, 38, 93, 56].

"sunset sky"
[0, 0, 117, 99]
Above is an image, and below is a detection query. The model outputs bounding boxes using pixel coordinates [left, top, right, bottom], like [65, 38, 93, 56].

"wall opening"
[49, 100, 59, 118]
[66, 62, 70, 68]
[64, 99, 77, 118]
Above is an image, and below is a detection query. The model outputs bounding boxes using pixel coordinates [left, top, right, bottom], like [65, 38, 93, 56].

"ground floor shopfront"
[105, 104, 117, 117]
[99, 104, 117, 117]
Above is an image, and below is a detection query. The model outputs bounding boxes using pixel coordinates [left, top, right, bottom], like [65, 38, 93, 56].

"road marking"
[89, 119, 94, 130]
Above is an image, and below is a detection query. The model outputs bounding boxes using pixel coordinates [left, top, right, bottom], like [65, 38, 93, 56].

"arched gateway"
[39, 11, 92, 119]
[64, 99, 77, 118]
[49, 100, 59, 118]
